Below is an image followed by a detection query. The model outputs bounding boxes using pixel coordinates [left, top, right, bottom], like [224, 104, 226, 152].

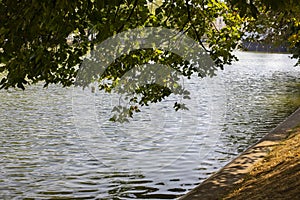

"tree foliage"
[229, 0, 300, 65]
[0, 0, 243, 90]
[0, 0, 299, 121]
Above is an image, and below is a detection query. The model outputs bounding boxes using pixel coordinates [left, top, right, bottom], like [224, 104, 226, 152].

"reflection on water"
[1, 52, 300, 199]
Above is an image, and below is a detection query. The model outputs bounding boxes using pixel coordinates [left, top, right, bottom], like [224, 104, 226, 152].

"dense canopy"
[0, 0, 299, 120]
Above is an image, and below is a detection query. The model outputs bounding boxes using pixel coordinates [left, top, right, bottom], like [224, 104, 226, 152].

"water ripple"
[1, 52, 300, 199]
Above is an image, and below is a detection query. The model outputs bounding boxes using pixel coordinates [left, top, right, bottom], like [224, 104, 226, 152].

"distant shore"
[241, 41, 288, 53]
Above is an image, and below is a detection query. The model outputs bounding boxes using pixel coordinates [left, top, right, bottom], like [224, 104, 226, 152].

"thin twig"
[117, 0, 139, 33]
[185, 0, 211, 52]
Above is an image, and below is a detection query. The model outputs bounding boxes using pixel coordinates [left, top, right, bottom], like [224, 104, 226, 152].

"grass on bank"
[223, 126, 300, 200]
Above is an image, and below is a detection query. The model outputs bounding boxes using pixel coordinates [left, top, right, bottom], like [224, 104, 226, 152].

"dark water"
[1, 52, 300, 199]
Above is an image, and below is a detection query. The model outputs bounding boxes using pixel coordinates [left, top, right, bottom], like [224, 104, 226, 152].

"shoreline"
[179, 107, 300, 200]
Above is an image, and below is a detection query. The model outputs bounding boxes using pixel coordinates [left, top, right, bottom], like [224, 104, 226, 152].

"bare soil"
[223, 127, 300, 200]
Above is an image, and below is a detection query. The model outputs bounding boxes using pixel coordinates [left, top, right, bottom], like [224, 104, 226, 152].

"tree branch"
[185, 0, 211, 53]
[117, 0, 139, 33]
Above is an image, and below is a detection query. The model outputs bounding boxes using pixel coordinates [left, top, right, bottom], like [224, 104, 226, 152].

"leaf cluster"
[0, 0, 246, 121]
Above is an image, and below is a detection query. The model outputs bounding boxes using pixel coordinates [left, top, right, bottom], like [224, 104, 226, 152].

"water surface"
[1, 52, 300, 199]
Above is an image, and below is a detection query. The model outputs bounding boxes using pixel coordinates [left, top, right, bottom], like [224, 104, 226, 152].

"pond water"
[1, 52, 300, 199]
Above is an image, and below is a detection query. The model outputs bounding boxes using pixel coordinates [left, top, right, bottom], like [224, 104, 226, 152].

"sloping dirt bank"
[223, 127, 300, 199]
[180, 107, 300, 200]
